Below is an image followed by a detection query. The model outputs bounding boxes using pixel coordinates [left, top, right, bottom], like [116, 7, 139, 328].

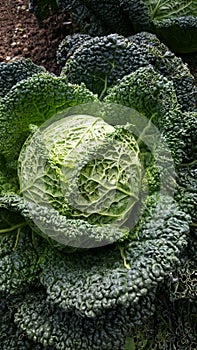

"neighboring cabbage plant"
[59, 32, 196, 110]
[54, 0, 197, 53]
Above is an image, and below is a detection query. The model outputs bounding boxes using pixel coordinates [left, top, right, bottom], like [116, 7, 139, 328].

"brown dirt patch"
[0, 0, 71, 75]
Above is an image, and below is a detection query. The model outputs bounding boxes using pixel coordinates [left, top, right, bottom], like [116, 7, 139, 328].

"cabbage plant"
[0, 63, 193, 349]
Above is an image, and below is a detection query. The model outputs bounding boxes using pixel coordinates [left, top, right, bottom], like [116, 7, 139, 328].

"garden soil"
[0, 0, 71, 75]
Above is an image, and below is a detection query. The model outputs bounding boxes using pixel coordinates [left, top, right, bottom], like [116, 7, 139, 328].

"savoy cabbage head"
[19, 116, 140, 217]
[10, 95, 179, 250]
